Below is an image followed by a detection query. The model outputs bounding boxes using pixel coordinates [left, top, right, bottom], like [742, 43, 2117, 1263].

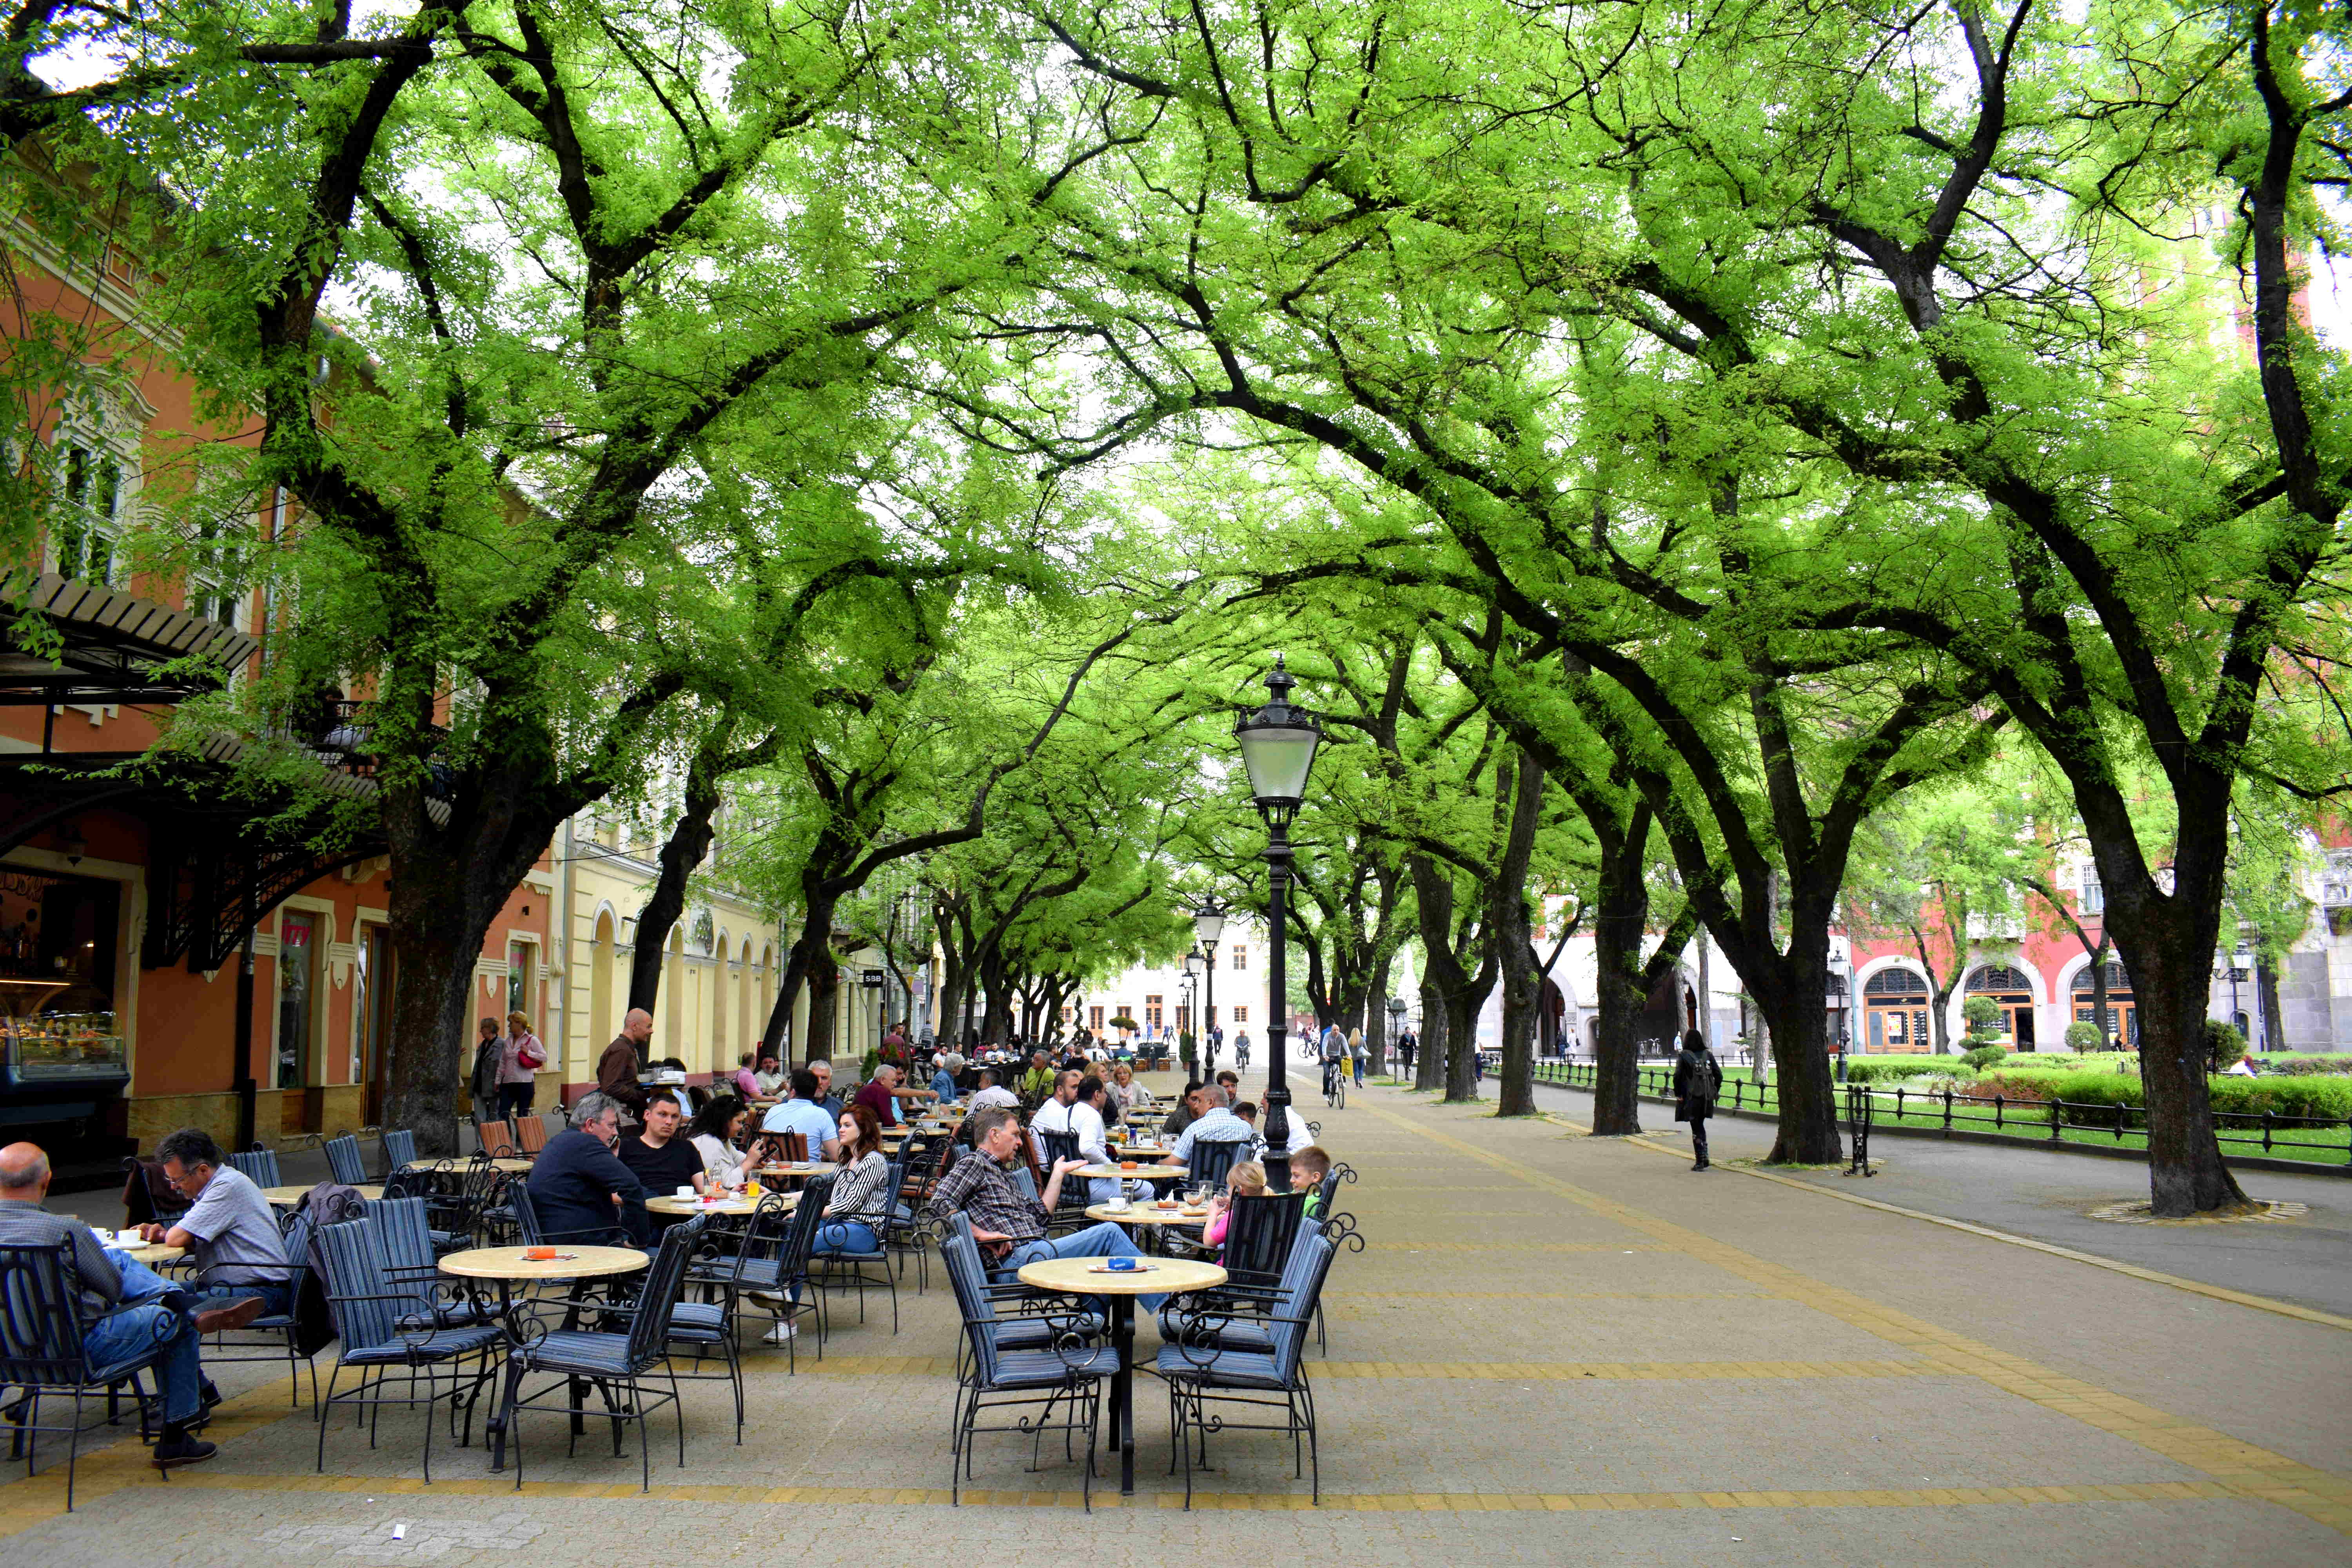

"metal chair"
[687, 1176, 832, 1370]
[381, 1129, 417, 1173]
[0, 1242, 178, 1510]
[499, 1214, 702, 1492]
[194, 1210, 320, 1409]
[1184, 1136, 1248, 1194]
[1155, 1229, 1338, 1506]
[228, 1147, 283, 1188]
[313, 1218, 501, 1483]
[324, 1134, 368, 1187]
[666, 1227, 748, 1444]
[809, 1158, 902, 1334]
[939, 1230, 1113, 1510]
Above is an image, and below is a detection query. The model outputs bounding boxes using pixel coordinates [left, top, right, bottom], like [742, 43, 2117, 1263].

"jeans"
[1003, 1222, 1164, 1308]
[189, 1280, 293, 1321]
[1690, 1117, 1710, 1166]
[496, 1082, 535, 1120]
[105, 1249, 174, 1305]
[816, 1220, 880, 1254]
[1353, 1059, 1365, 1085]
[83, 1300, 201, 1424]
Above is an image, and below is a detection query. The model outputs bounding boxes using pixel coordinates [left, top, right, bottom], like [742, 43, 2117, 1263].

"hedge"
[1842, 1058, 1965, 1083]
[1970, 1069, 2352, 1120]
[2257, 1055, 2352, 1076]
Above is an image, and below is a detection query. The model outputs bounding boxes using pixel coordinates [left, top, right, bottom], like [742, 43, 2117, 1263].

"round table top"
[437, 1245, 648, 1281]
[644, 1193, 772, 1216]
[262, 1183, 382, 1205]
[1076, 1164, 1187, 1181]
[756, 1162, 826, 1178]
[93, 1232, 183, 1265]
[1107, 1145, 1171, 1159]
[409, 1156, 533, 1174]
[1018, 1255, 1225, 1296]
[1089, 1202, 1211, 1228]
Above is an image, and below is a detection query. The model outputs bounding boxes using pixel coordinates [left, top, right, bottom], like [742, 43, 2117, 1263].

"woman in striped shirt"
[820, 1102, 891, 1252]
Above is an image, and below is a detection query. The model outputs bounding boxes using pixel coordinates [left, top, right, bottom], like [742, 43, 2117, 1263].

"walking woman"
[469, 1017, 505, 1124]
[497, 1010, 545, 1120]
[819, 1101, 892, 1252]
[1673, 1028, 1724, 1171]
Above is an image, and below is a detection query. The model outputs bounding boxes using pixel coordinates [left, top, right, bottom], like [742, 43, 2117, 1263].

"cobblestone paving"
[4, 1077, 2347, 1564]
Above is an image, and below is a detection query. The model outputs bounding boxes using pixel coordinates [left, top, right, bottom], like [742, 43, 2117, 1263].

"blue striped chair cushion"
[515, 1330, 657, 1377]
[341, 1325, 503, 1366]
[1153, 1346, 1287, 1388]
[990, 1347, 1118, 1387]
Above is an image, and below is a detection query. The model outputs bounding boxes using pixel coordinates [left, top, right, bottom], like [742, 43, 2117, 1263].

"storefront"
[1862, 967, 1930, 1053]
[1968, 964, 2038, 1051]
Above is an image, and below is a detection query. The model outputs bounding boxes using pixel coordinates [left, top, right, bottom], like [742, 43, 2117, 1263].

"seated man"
[925, 1108, 1162, 1305]
[853, 1062, 934, 1128]
[751, 1053, 788, 1102]
[1215, 1069, 1241, 1100]
[616, 1095, 706, 1227]
[2, 1142, 232, 1469]
[965, 1067, 1018, 1114]
[929, 1055, 959, 1102]
[805, 1060, 846, 1119]
[1166, 1084, 1254, 1169]
[138, 1127, 296, 1320]
[759, 1069, 842, 1161]
[527, 1092, 648, 1246]
[1160, 1080, 1205, 1138]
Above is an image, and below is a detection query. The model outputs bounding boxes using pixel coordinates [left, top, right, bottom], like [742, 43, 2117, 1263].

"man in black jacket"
[526, 1092, 648, 1245]
[1672, 1029, 1724, 1171]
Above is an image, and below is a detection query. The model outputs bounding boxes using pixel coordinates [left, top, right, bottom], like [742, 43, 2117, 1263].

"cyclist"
[1318, 1022, 1349, 1103]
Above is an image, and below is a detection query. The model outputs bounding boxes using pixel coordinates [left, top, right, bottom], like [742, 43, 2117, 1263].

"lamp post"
[1192, 899, 1227, 1079]
[1387, 995, 1406, 1078]
[1181, 953, 1199, 1064]
[1234, 655, 1322, 1191]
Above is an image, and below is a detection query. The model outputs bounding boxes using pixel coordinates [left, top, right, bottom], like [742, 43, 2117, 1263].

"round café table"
[755, 1162, 826, 1182]
[1074, 1164, 1187, 1183]
[439, 1244, 648, 1471]
[407, 1156, 532, 1175]
[1087, 1202, 1210, 1229]
[1017, 1254, 1225, 1496]
[261, 1183, 382, 1207]
[94, 1232, 184, 1267]
[643, 1192, 786, 1217]
[1105, 1145, 1171, 1160]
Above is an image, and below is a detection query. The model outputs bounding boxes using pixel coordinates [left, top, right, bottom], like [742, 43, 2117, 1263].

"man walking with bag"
[1673, 1028, 1723, 1171]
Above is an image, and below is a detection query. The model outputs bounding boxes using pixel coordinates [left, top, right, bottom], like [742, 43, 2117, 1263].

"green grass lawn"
[1529, 1063, 2352, 1166]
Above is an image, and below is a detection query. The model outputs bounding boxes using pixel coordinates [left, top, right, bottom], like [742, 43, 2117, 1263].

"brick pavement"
[2, 1076, 2346, 1564]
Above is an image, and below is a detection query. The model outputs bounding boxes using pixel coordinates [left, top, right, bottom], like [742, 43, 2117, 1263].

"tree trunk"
[1588, 855, 1651, 1136]
[2105, 912, 2246, 1216]
[626, 742, 723, 1014]
[1491, 750, 1546, 1117]
[2257, 955, 2283, 1053]
[1415, 974, 1446, 1093]
[764, 887, 842, 1063]
[1742, 926, 1844, 1164]
[1365, 952, 1392, 1076]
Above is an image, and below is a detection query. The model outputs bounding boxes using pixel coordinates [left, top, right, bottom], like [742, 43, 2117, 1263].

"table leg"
[1111, 1295, 1136, 1495]
[485, 1281, 516, 1471]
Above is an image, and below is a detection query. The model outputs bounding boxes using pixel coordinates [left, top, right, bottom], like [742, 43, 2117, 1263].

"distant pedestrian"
[1350, 1028, 1367, 1086]
[1673, 1028, 1723, 1171]
[498, 1010, 544, 1120]
[469, 1018, 504, 1123]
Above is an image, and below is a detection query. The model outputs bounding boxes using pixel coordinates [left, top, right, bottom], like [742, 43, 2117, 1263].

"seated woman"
[1201, 1160, 1267, 1254]
[686, 1095, 757, 1189]
[1107, 1061, 1151, 1127]
[818, 1102, 893, 1254]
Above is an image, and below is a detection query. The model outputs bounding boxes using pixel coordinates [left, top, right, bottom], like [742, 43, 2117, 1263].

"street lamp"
[1234, 654, 1321, 1191]
[1193, 898, 1228, 1078]
[1387, 995, 1406, 1078]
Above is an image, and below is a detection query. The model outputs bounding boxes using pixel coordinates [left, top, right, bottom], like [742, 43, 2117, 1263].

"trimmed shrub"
[2063, 1020, 2103, 1053]
[2258, 1055, 2352, 1076]
[1843, 1058, 1956, 1083]
[1972, 1068, 2352, 1121]
[1960, 1044, 2008, 1071]
[2204, 1020, 2249, 1074]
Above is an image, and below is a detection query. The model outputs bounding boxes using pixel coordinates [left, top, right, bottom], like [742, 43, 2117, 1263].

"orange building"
[0, 187, 553, 1174]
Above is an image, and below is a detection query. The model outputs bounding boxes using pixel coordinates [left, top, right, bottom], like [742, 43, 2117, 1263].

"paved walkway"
[5, 1073, 2348, 1565]
[1514, 1070, 2352, 1319]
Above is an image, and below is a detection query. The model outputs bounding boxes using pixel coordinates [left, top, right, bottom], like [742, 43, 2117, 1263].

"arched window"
[1967, 964, 2038, 1051]
[1861, 967, 1929, 1053]
[2070, 961, 2135, 1047]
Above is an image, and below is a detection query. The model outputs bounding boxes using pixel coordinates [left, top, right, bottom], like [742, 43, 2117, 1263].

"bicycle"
[1323, 1058, 1345, 1109]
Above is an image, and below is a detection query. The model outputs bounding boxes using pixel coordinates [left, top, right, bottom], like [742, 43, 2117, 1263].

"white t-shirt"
[1033, 1097, 1109, 1163]
[968, 1085, 1018, 1112]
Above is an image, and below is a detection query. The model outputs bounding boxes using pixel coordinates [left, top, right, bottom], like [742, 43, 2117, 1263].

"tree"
[1845, 786, 2031, 1056]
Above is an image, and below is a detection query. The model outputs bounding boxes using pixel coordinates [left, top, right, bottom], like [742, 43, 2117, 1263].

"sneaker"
[746, 1290, 793, 1309]
[192, 1297, 265, 1334]
[761, 1322, 799, 1344]
[151, 1434, 218, 1470]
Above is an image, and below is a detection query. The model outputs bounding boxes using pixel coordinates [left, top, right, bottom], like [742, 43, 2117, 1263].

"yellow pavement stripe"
[1361, 1241, 1678, 1253]
[89, 1470, 2254, 1514]
[1308, 1359, 1934, 1381]
[1360, 1097, 2352, 1538]
[1339, 1290, 1773, 1301]
[0, 1373, 301, 1539]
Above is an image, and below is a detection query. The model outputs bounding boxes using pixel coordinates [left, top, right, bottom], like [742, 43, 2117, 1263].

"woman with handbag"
[499, 1009, 546, 1120]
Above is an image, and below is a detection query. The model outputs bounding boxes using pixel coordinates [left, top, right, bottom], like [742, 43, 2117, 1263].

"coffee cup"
[675, 1185, 697, 1200]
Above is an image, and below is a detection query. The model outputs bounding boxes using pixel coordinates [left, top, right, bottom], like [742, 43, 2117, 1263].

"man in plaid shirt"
[926, 1107, 1164, 1306]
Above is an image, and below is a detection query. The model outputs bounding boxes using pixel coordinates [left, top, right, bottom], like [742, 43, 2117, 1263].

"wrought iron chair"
[809, 1158, 902, 1333]
[368, 1198, 492, 1329]
[1032, 1130, 1094, 1234]
[1159, 1214, 1323, 1352]
[324, 1134, 368, 1187]
[939, 1229, 1113, 1510]
[665, 1225, 750, 1443]
[0, 1241, 180, 1509]
[500, 1214, 702, 1492]
[313, 1218, 501, 1483]
[228, 1147, 283, 1188]
[1183, 1136, 1247, 1194]
[194, 1209, 322, 1409]
[1155, 1228, 1338, 1506]
[381, 1128, 417, 1173]
[686, 1176, 833, 1369]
